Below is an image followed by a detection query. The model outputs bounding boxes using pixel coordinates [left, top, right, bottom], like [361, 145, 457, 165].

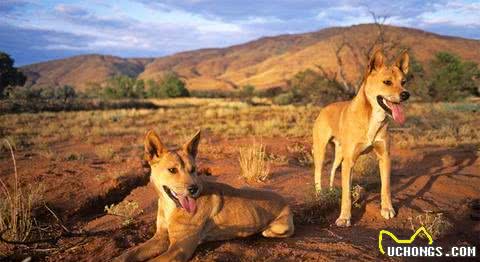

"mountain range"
[20, 24, 480, 92]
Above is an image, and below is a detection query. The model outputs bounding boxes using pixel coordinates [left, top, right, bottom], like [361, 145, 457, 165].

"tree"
[240, 84, 255, 97]
[286, 69, 350, 104]
[315, 11, 402, 95]
[4, 86, 39, 99]
[54, 85, 77, 102]
[406, 56, 429, 100]
[427, 52, 479, 101]
[146, 79, 164, 98]
[102, 76, 145, 99]
[147, 73, 189, 98]
[0, 52, 26, 98]
[162, 73, 189, 98]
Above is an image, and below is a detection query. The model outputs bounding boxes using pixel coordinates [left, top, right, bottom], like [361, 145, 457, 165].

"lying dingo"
[313, 50, 410, 227]
[116, 130, 294, 261]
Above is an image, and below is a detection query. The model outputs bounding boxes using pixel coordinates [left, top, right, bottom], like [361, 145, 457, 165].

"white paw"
[381, 207, 396, 219]
[335, 217, 351, 227]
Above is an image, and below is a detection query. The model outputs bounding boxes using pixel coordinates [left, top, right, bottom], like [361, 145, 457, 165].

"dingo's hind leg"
[262, 206, 294, 238]
[329, 140, 342, 189]
[313, 121, 331, 193]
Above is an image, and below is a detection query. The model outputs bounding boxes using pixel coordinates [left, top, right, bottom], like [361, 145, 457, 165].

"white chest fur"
[160, 193, 178, 223]
[366, 109, 386, 146]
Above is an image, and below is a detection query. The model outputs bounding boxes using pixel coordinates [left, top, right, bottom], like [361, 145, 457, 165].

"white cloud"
[2, 0, 480, 65]
[419, 1, 480, 27]
[315, 5, 373, 26]
[54, 4, 88, 17]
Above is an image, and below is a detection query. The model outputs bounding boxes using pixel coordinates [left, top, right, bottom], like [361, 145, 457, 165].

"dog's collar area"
[376, 96, 393, 116]
[163, 186, 181, 208]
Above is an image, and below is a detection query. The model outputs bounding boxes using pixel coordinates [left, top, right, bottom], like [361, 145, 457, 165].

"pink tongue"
[387, 101, 405, 124]
[179, 195, 197, 214]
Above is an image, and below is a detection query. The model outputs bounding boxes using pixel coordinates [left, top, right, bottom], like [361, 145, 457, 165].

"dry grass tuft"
[409, 212, 453, 240]
[0, 140, 40, 242]
[239, 141, 271, 182]
[105, 200, 143, 226]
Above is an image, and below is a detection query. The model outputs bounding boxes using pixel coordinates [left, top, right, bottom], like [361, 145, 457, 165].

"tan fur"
[312, 50, 410, 227]
[115, 130, 294, 262]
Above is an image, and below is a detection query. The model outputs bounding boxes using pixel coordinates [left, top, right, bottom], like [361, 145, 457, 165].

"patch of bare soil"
[1, 135, 479, 261]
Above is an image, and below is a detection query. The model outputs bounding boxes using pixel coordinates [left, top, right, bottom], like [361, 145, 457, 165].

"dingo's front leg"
[114, 229, 169, 262]
[374, 140, 395, 219]
[150, 230, 201, 262]
[336, 157, 353, 227]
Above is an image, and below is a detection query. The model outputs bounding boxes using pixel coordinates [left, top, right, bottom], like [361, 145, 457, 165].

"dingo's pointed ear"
[395, 50, 409, 75]
[144, 130, 167, 162]
[183, 130, 201, 158]
[368, 50, 385, 73]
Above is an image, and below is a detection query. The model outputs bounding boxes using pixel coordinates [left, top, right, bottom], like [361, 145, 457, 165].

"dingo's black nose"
[400, 91, 410, 101]
[188, 184, 199, 195]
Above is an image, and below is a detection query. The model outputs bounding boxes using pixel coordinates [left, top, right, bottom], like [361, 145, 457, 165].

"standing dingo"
[312, 50, 410, 227]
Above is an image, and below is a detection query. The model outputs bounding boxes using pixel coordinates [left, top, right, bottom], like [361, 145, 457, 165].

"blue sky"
[1, 0, 479, 66]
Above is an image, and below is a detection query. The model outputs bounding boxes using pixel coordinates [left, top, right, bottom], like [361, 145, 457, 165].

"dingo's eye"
[401, 79, 407, 86]
[168, 167, 177, 174]
[383, 80, 392, 86]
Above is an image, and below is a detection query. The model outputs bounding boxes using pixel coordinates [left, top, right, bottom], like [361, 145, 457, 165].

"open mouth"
[163, 186, 181, 207]
[162, 186, 197, 214]
[376, 96, 405, 124]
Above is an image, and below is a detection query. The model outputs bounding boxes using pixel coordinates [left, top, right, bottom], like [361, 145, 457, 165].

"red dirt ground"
[1, 135, 479, 261]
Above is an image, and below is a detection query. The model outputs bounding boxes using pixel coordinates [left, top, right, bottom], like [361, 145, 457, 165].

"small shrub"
[5, 85, 77, 101]
[102, 76, 145, 99]
[351, 184, 365, 208]
[38, 148, 55, 161]
[316, 187, 341, 208]
[240, 84, 255, 97]
[295, 187, 341, 224]
[64, 152, 85, 161]
[239, 141, 271, 182]
[189, 90, 232, 98]
[96, 145, 115, 160]
[287, 143, 313, 167]
[273, 92, 296, 105]
[409, 212, 453, 240]
[254, 87, 283, 98]
[426, 52, 480, 101]
[4, 86, 41, 99]
[287, 69, 352, 104]
[353, 153, 379, 186]
[105, 200, 143, 226]
[41, 85, 77, 101]
[266, 152, 289, 165]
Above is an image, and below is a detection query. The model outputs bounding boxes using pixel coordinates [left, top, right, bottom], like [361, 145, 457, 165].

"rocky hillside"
[20, 24, 480, 92]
